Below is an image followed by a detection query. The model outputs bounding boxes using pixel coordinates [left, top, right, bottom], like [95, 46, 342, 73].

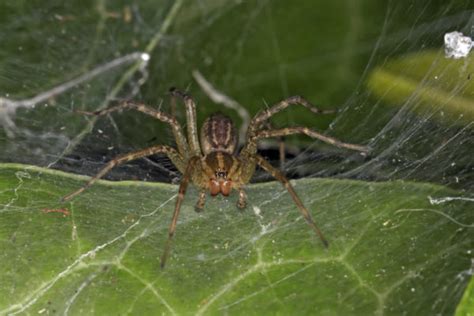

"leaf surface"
[0, 163, 472, 315]
[366, 50, 474, 124]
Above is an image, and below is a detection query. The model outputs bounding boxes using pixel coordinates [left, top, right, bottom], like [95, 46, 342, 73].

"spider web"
[0, 0, 473, 315]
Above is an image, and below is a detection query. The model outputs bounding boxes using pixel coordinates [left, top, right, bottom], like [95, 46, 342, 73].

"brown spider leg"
[76, 101, 190, 159]
[255, 155, 328, 248]
[263, 121, 286, 170]
[61, 145, 183, 202]
[169, 88, 202, 156]
[195, 190, 206, 212]
[242, 96, 336, 156]
[249, 96, 335, 134]
[279, 137, 286, 170]
[161, 156, 200, 269]
[255, 127, 368, 153]
[237, 188, 247, 209]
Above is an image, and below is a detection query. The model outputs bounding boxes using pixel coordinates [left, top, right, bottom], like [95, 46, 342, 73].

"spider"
[62, 88, 368, 268]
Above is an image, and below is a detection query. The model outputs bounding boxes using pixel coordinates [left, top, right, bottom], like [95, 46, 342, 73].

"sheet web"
[0, 1, 472, 315]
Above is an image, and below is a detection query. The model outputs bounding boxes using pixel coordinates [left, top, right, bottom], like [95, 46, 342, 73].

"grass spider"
[62, 88, 368, 268]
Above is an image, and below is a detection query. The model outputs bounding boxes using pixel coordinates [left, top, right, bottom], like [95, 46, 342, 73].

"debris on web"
[444, 31, 473, 59]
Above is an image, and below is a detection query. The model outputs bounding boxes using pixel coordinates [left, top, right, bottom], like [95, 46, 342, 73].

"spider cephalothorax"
[63, 88, 368, 268]
[204, 151, 239, 197]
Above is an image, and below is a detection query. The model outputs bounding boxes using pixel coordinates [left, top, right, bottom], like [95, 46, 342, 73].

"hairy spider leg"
[255, 155, 329, 248]
[61, 145, 183, 202]
[237, 188, 247, 209]
[195, 190, 207, 212]
[161, 156, 201, 269]
[264, 109, 337, 170]
[260, 95, 336, 118]
[242, 96, 340, 157]
[256, 127, 368, 152]
[76, 100, 190, 159]
[261, 121, 286, 170]
[250, 96, 336, 133]
[169, 88, 202, 157]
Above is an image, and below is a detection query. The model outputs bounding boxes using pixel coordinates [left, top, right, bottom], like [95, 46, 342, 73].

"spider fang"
[209, 179, 232, 197]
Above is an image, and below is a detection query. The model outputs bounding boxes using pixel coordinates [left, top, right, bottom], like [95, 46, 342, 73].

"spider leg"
[61, 145, 183, 202]
[237, 188, 247, 209]
[255, 154, 329, 248]
[262, 121, 286, 170]
[161, 156, 200, 269]
[255, 127, 368, 152]
[249, 96, 335, 133]
[76, 101, 189, 158]
[169, 88, 202, 156]
[242, 96, 336, 156]
[195, 190, 206, 213]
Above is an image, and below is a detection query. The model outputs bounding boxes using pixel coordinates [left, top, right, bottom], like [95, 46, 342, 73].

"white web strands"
[0, 52, 150, 137]
[444, 31, 473, 59]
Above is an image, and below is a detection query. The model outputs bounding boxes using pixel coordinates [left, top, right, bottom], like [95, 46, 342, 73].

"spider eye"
[215, 171, 227, 178]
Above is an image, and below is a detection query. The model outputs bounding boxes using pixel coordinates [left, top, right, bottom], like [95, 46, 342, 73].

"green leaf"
[0, 163, 472, 315]
[366, 50, 474, 125]
[456, 277, 474, 316]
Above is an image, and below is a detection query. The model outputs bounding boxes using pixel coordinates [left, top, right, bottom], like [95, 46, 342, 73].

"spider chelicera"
[62, 88, 368, 268]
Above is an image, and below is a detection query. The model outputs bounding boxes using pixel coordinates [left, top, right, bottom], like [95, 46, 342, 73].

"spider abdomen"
[201, 113, 238, 154]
